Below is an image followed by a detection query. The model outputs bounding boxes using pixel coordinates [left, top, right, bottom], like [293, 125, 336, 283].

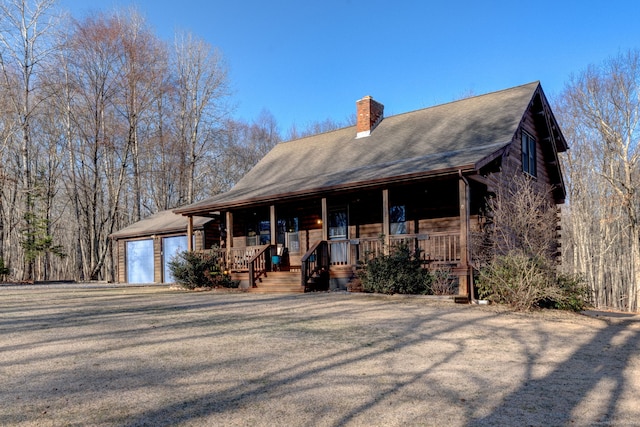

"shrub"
[542, 273, 590, 312]
[168, 251, 238, 290]
[359, 244, 431, 295]
[476, 252, 552, 310]
[430, 265, 458, 295]
[476, 251, 589, 311]
[472, 174, 582, 312]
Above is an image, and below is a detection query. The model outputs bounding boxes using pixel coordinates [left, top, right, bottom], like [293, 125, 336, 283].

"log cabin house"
[174, 81, 568, 296]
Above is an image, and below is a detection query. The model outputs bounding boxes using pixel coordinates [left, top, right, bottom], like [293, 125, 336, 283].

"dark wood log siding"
[481, 96, 562, 206]
[117, 239, 126, 283]
[497, 95, 560, 198]
[154, 236, 162, 283]
[478, 97, 564, 259]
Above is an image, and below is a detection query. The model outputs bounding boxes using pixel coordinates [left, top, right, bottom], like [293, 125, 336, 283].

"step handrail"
[248, 244, 272, 288]
[301, 240, 329, 289]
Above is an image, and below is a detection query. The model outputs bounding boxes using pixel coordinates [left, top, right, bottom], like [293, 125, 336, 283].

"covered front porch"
[184, 174, 485, 296]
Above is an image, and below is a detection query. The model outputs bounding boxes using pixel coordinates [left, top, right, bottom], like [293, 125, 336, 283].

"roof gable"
[179, 82, 546, 213]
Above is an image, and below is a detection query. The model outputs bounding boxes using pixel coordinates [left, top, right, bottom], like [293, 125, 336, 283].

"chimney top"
[356, 96, 384, 138]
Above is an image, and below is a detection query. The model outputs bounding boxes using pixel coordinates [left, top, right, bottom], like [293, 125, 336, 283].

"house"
[110, 210, 220, 284]
[174, 81, 568, 295]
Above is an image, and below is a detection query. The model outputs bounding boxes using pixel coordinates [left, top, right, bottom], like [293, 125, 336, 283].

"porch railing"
[205, 244, 272, 287]
[425, 232, 461, 265]
[326, 232, 461, 267]
[208, 245, 268, 272]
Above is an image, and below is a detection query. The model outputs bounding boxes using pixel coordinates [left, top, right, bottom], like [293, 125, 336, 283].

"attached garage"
[110, 210, 220, 284]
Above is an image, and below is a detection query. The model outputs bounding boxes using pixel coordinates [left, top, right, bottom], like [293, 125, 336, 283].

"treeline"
[0, 0, 348, 283]
[558, 50, 640, 312]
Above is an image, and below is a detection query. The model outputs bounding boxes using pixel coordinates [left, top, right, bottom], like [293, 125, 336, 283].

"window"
[246, 219, 271, 246]
[521, 132, 537, 177]
[277, 217, 300, 254]
[390, 205, 407, 235]
[258, 220, 271, 245]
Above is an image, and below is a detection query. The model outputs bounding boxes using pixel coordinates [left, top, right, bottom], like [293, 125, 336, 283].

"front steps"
[247, 271, 304, 294]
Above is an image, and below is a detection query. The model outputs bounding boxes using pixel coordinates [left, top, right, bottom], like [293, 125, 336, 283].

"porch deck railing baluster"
[352, 233, 460, 266]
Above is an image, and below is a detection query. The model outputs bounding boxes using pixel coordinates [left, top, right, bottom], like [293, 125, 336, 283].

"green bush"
[543, 273, 590, 312]
[477, 251, 589, 311]
[168, 251, 238, 290]
[476, 252, 551, 310]
[359, 244, 431, 295]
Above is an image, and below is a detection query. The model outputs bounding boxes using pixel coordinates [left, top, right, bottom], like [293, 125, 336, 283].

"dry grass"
[0, 285, 639, 426]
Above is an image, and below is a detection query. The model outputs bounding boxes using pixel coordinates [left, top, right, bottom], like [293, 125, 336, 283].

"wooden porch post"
[382, 188, 391, 254]
[321, 197, 328, 241]
[459, 175, 470, 296]
[270, 205, 277, 245]
[226, 210, 233, 251]
[225, 211, 234, 272]
[187, 216, 194, 252]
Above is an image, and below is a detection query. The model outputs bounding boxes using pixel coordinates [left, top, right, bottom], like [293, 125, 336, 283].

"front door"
[329, 208, 348, 264]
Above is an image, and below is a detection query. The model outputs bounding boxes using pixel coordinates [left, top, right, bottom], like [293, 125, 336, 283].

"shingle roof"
[110, 210, 215, 239]
[178, 82, 543, 213]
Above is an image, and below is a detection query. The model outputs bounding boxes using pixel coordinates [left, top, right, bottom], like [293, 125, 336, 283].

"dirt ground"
[0, 284, 639, 427]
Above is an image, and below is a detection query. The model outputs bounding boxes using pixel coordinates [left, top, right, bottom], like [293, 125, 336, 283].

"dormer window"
[522, 131, 537, 177]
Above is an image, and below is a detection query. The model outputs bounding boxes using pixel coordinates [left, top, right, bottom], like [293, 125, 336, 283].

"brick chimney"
[356, 95, 384, 138]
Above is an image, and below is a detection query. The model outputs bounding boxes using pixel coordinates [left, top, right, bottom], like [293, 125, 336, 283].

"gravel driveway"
[1, 284, 639, 426]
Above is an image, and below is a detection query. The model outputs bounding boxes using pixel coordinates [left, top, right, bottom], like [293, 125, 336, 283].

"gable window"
[521, 131, 537, 177]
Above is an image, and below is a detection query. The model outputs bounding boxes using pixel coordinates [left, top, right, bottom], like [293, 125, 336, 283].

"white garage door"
[126, 239, 154, 283]
[163, 235, 188, 283]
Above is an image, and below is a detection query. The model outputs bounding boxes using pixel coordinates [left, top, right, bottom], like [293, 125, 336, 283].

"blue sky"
[58, 0, 640, 133]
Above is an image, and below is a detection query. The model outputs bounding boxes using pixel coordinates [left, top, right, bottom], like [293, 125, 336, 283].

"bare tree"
[286, 115, 354, 141]
[0, 0, 58, 280]
[115, 8, 167, 221]
[0, 2, 244, 282]
[61, 12, 130, 280]
[172, 31, 230, 204]
[211, 111, 282, 194]
[558, 49, 640, 312]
